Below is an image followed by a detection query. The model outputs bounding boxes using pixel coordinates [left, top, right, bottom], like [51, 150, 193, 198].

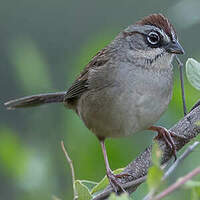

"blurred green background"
[1, 0, 200, 199]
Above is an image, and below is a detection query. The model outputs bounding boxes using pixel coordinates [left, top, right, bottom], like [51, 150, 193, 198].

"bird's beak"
[165, 40, 185, 55]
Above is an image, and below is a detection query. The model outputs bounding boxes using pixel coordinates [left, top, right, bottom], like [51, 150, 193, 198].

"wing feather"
[64, 48, 109, 104]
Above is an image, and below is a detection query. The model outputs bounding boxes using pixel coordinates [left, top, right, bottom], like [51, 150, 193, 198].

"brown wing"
[65, 79, 88, 100]
[64, 48, 109, 104]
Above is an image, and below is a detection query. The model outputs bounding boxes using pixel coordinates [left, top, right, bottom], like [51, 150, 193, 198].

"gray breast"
[77, 62, 173, 139]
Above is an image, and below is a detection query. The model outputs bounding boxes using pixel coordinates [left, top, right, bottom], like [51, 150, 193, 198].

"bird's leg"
[100, 140, 127, 193]
[148, 126, 177, 160]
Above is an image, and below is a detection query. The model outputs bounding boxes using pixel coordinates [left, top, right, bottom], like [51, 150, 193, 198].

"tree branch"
[143, 141, 200, 200]
[93, 105, 200, 200]
[154, 166, 200, 200]
[162, 141, 200, 180]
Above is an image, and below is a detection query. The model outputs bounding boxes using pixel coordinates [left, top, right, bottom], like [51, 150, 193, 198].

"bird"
[4, 13, 184, 193]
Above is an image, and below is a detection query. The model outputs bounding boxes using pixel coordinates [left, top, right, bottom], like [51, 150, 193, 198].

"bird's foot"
[106, 170, 128, 193]
[149, 126, 177, 160]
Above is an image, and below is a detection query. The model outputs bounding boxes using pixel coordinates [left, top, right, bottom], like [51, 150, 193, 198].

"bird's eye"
[147, 32, 160, 46]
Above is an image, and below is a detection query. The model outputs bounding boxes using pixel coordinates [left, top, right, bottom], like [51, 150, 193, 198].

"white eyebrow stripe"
[171, 31, 177, 41]
[159, 29, 171, 42]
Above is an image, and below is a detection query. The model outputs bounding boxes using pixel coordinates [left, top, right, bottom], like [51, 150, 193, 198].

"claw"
[115, 172, 131, 178]
[148, 126, 177, 161]
[106, 170, 127, 193]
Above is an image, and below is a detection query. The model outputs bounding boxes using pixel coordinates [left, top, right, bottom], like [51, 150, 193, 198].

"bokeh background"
[1, 0, 200, 199]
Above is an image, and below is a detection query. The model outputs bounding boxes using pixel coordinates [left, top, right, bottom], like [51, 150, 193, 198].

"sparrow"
[4, 13, 184, 192]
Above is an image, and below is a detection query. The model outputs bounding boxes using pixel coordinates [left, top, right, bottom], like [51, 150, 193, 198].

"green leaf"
[108, 193, 131, 200]
[147, 165, 163, 191]
[186, 58, 200, 91]
[191, 187, 200, 200]
[91, 168, 124, 194]
[151, 142, 162, 167]
[184, 180, 200, 200]
[79, 180, 98, 191]
[184, 180, 200, 189]
[75, 180, 92, 200]
[184, 180, 200, 199]
[90, 175, 108, 194]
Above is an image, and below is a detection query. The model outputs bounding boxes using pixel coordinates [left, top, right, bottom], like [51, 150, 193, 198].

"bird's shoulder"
[64, 47, 110, 104]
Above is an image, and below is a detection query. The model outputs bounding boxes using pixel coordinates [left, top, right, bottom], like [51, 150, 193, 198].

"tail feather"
[4, 92, 66, 110]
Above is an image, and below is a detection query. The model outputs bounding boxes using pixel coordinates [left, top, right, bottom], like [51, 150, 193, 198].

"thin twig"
[143, 141, 200, 200]
[163, 141, 200, 180]
[61, 141, 78, 200]
[176, 56, 187, 116]
[154, 166, 200, 200]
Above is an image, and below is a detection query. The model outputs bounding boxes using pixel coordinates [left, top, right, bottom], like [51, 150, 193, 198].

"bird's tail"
[4, 92, 66, 110]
